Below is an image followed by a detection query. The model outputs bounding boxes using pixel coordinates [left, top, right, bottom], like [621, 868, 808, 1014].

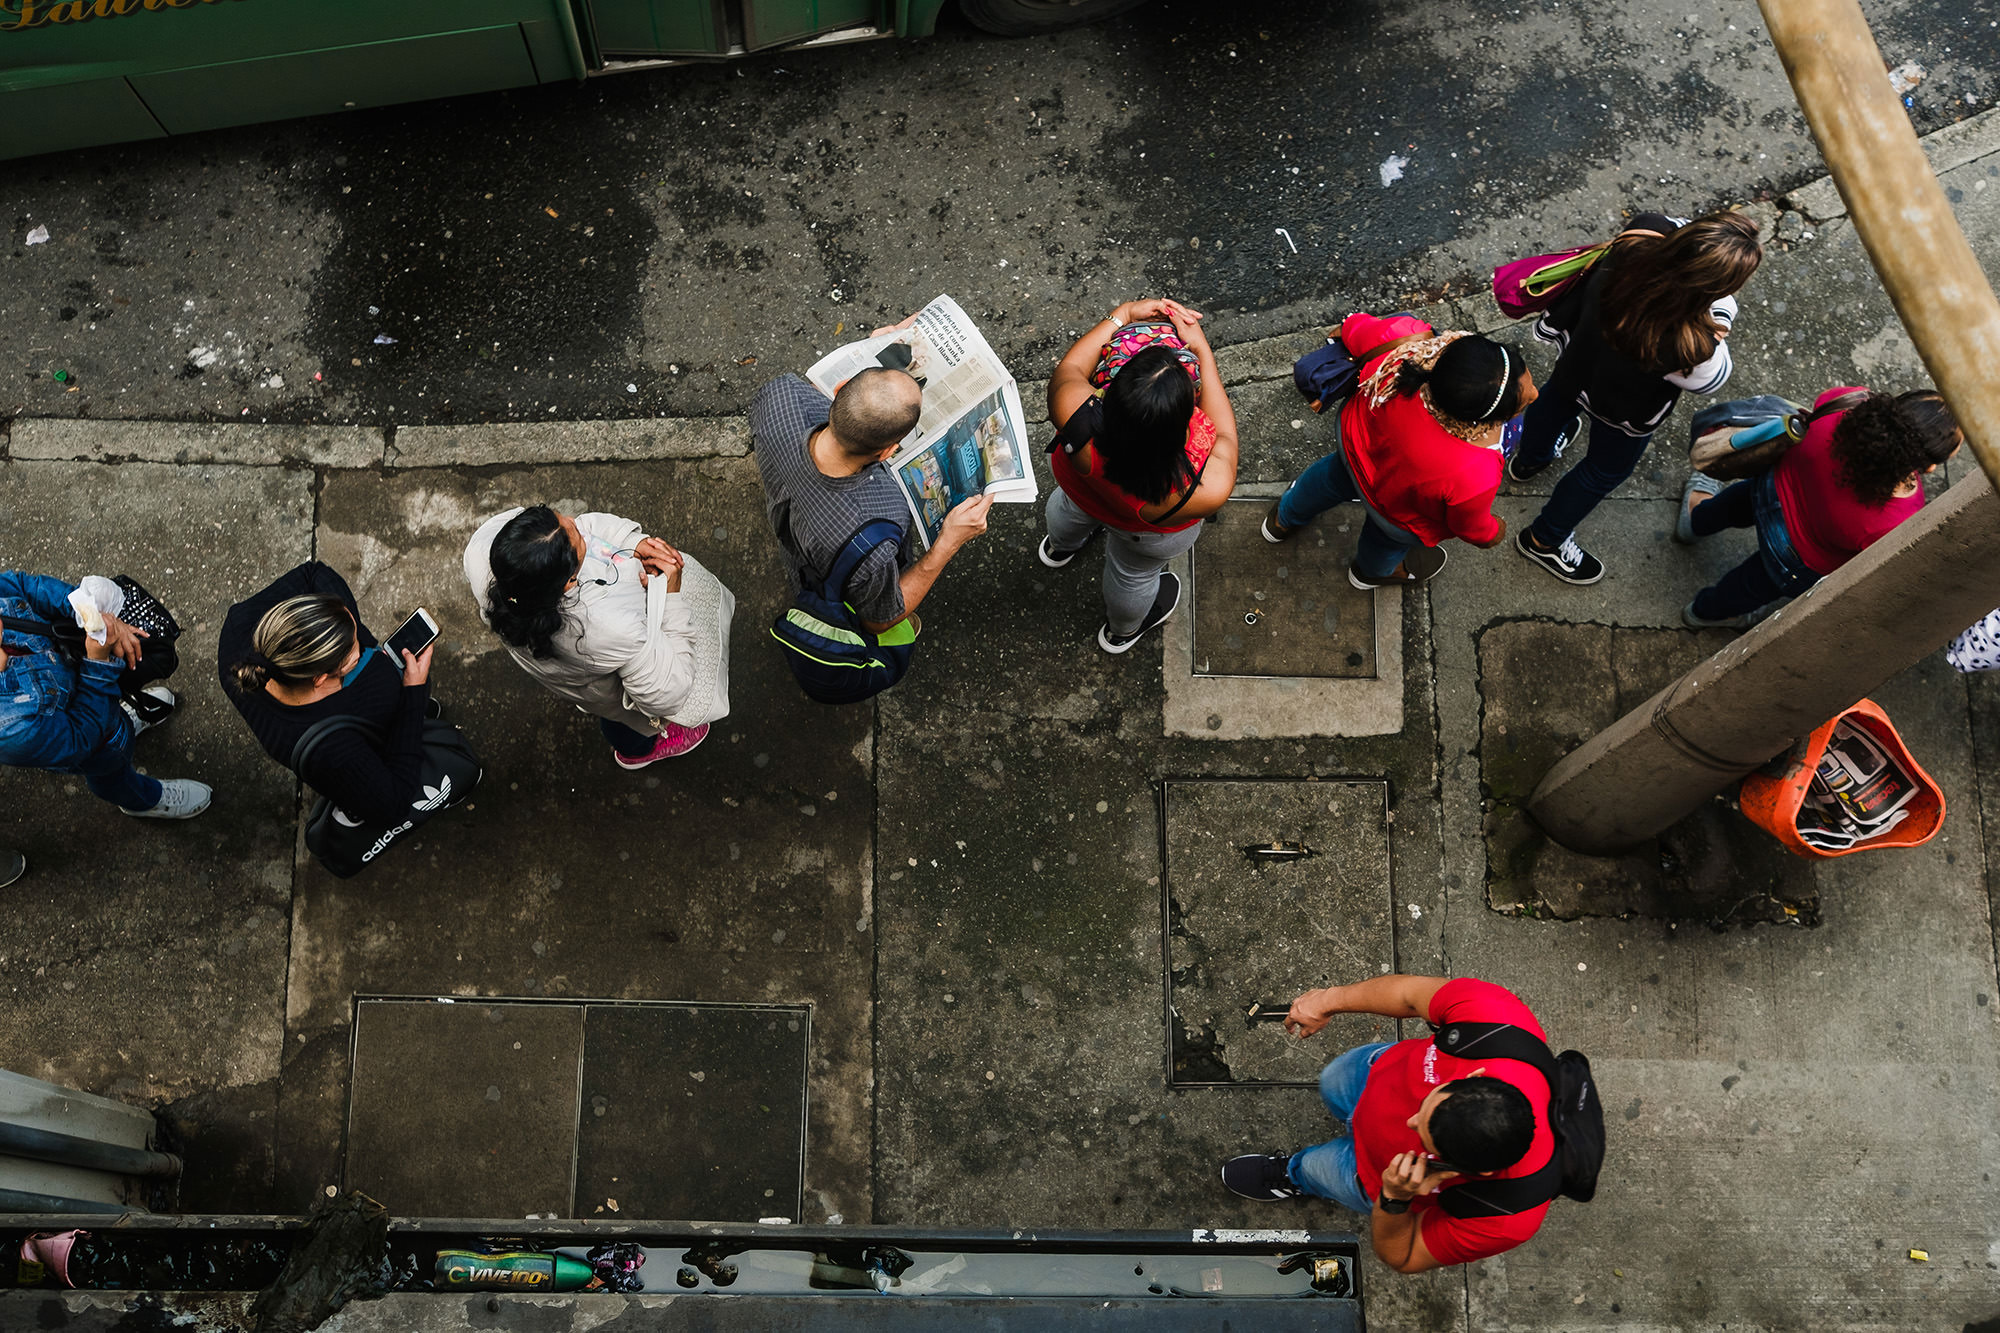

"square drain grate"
[345, 997, 809, 1220]
[1162, 780, 1398, 1087]
[1190, 498, 1376, 679]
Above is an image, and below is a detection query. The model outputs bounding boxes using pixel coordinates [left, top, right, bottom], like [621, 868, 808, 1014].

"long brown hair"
[1599, 210, 1763, 373]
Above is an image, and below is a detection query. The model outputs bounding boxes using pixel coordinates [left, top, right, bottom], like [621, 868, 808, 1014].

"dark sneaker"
[0, 850, 23, 890]
[1507, 412, 1583, 483]
[1682, 598, 1755, 631]
[425, 695, 446, 721]
[1516, 529, 1605, 585]
[1039, 534, 1081, 569]
[1222, 1153, 1303, 1202]
[119, 684, 177, 737]
[1348, 544, 1449, 590]
[1099, 572, 1182, 654]
[1262, 497, 1301, 544]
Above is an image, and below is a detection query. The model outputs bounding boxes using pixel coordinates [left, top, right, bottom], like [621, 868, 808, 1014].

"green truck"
[0, 0, 1146, 161]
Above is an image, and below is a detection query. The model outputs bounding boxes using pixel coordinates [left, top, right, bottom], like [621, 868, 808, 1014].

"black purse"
[288, 714, 483, 878]
[1, 576, 181, 710]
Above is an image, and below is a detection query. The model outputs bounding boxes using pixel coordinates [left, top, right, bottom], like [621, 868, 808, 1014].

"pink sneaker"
[613, 722, 710, 769]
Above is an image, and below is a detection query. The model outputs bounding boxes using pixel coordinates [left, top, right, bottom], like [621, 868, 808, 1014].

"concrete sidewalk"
[6, 117, 2000, 1332]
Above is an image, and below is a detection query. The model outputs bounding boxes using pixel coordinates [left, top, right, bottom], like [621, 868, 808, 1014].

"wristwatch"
[1378, 1196, 1412, 1214]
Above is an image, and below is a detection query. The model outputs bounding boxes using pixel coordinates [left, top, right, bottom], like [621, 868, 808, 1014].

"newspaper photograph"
[806, 294, 1038, 548]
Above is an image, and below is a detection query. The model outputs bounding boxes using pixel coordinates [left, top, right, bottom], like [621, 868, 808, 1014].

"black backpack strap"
[288, 714, 385, 776]
[814, 518, 907, 605]
[1429, 1021, 1564, 1219]
[1432, 1020, 1558, 1077]
[1798, 389, 1871, 430]
[1047, 397, 1102, 456]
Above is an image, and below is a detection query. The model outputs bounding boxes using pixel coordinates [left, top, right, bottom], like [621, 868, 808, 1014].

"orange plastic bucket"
[1738, 699, 1944, 858]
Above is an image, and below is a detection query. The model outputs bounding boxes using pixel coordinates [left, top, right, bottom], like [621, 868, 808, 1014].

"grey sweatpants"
[1046, 487, 1205, 636]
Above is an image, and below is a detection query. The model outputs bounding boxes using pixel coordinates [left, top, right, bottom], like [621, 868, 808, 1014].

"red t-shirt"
[1350, 978, 1556, 1266]
[1336, 312, 1505, 546]
[1773, 386, 1924, 576]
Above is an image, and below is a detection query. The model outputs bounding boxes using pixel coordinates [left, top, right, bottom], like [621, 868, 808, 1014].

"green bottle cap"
[52, 369, 69, 383]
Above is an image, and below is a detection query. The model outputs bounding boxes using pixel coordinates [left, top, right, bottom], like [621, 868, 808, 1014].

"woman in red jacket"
[1265, 313, 1535, 587]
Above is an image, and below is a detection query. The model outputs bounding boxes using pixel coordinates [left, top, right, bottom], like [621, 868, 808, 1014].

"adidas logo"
[411, 776, 452, 812]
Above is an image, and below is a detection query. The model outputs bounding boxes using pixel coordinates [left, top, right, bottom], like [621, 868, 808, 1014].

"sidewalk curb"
[9, 109, 1991, 474]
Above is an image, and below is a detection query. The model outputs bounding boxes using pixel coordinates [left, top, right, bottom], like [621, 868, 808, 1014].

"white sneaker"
[120, 684, 178, 737]
[122, 778, 212, 820]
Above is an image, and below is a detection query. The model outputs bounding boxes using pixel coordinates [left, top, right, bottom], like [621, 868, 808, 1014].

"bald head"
[830, 367, 922, 457]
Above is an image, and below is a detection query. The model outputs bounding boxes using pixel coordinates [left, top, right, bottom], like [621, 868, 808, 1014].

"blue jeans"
[1277, 450, 1422, 581]
[1517, 390, 1654, 547]
[1286, 1042, 1392, 1214]
[75, 726, 163, 812]
[600, 718, 656, 758]
[1690, 471, 1821, 619]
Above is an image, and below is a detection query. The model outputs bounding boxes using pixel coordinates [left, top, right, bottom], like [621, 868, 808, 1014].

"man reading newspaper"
[752, 313, 992, 699]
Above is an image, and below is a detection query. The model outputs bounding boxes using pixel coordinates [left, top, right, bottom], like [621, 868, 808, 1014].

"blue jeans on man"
[1277, 450, 1423, 581]
[1285, 1042, 1393, 1214]
[1689, 471, 1820, 620]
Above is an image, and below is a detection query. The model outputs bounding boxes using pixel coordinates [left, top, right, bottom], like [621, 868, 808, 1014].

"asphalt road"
[4, 0, 1996, 428]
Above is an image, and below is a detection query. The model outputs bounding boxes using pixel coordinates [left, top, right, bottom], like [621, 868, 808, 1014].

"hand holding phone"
[385, 608, 440, 661]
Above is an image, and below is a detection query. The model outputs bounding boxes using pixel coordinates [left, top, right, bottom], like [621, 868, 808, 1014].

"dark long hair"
[1831, 390, 1961, 507]
[1098, 345, 1198, 504]
[1600, 210, 1763, 372]
[486, 506, 578, 660]
[1392, 337, 1528, 423]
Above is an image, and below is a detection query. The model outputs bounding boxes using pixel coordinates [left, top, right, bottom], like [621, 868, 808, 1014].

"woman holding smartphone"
[462, 506, 733, 768]
[219, 561, 445, 827]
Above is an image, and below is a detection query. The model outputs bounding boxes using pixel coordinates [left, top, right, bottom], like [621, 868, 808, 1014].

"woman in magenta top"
[1678, 387, 1961, 626]
[1265, 313, 1536, 588]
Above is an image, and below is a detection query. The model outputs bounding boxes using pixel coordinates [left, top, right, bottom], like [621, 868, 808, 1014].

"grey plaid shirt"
[751, 374, 913, 624]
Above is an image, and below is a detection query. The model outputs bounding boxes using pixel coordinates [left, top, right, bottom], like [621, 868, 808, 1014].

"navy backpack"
[769, 518, 915, 705]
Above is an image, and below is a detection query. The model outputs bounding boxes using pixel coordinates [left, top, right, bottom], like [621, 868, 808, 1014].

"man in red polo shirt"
[1222, 974, 1555, 1271]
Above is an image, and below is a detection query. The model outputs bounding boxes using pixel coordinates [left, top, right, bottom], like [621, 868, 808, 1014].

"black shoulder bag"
[289, 714, 483, 878]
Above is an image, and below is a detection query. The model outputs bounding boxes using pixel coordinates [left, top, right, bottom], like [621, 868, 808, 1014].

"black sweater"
[218, 562, 431, 825]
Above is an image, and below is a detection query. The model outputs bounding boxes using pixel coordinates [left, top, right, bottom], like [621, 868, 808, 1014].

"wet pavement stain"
[301, 81, 667, 426]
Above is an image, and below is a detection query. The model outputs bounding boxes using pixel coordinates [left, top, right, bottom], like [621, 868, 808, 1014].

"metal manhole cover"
[1191, 499, 1376, 679]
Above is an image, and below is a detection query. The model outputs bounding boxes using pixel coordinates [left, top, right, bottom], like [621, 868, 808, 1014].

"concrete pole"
[1525, 0, 2000, 854]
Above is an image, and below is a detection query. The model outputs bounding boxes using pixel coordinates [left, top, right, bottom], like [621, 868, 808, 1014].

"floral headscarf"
[1360, 330, 1501, 445]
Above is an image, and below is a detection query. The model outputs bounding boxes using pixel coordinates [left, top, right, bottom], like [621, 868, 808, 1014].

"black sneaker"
[1039, 534, 1081, 569]
[1222, 1153, 1303, 1202]
[1261, 497, 1301, 543]
[1516, 529, 1605, 585]
[0, 850, 24, 890]
[425, 696, 446, 721]
[1506, 412, 1584, 483]
[1098, 572, 1182, 654]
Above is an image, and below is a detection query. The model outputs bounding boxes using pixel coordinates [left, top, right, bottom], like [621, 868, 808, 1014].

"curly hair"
[1830, 390, 1961, 508]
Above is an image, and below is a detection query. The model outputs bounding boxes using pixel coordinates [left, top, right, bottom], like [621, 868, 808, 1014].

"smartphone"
[385, 607, 439, 660]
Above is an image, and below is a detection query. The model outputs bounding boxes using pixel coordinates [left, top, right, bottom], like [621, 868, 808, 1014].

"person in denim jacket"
[0, 571, 211, 821]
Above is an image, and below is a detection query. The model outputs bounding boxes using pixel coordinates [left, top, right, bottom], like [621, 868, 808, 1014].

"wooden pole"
[1757, 0, 2000, 492]
[1525, 0, 2000, 853]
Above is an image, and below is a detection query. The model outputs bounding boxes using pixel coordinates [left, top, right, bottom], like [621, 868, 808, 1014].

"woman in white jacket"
[463, 506, 733, 768]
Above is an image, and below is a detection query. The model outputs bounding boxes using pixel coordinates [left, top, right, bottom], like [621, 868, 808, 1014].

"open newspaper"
[806, 294, 1037, 549]
[1794, 719, 1923, 851]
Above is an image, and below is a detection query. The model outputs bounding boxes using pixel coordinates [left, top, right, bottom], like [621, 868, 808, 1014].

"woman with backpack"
[1508, 209, 1764, 585]
[1677, 389, 1960, 628]
[220, 562, 455, 832]
[1041, 297, 1239, 653]
[1264, 314, 1536, 587]
[462, 505, 733, 768]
